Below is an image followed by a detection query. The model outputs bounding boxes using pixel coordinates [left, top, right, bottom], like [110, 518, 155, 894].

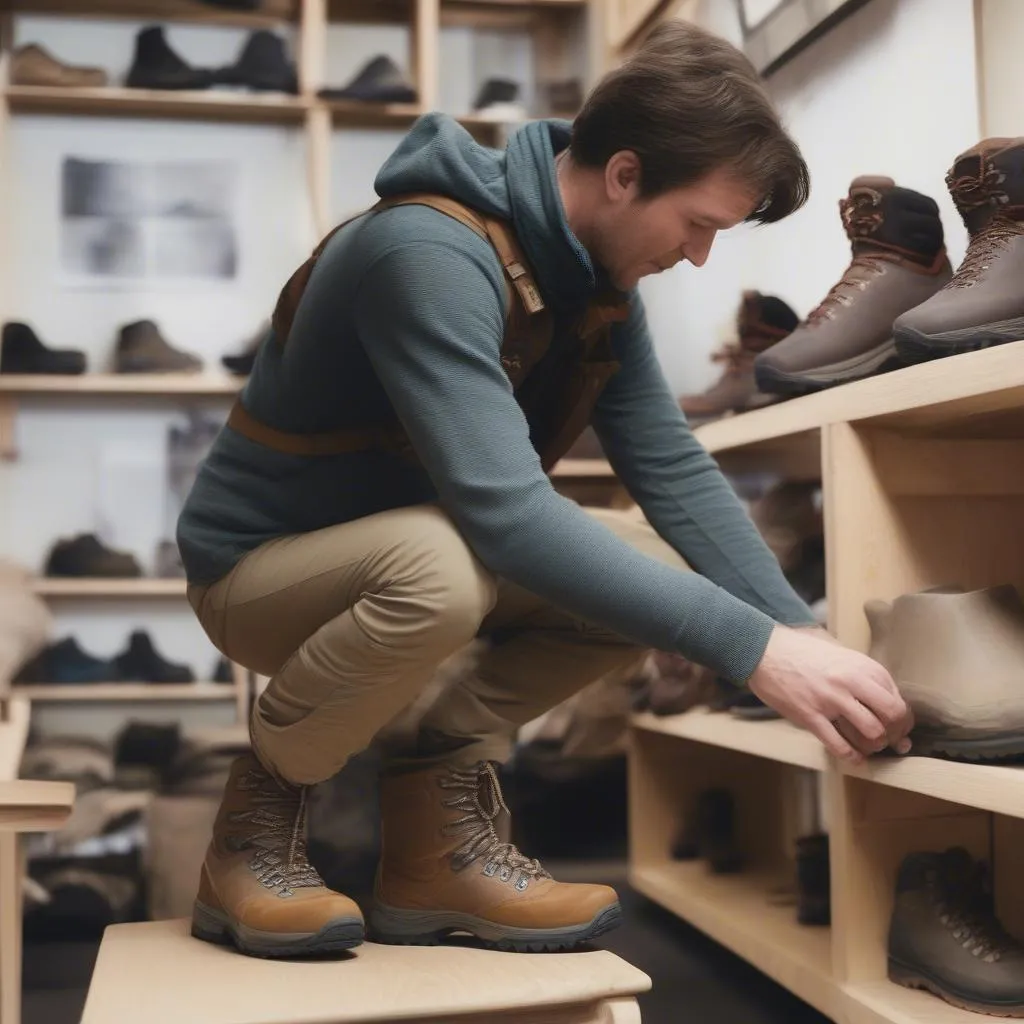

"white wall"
[643, 0, 981, 395]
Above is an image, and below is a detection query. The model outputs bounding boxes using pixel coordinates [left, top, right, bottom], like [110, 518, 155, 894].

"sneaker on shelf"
[11, 43, 108, 88]
[471, 79, 527, 123]
[1, 322, 86, 375]
[44, 534, 142, 578]
[318, 56, 417, 104]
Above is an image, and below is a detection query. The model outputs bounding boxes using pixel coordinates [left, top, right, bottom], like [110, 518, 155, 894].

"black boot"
[796, 834, 831, 925]
[213, 31, 297, 93]
[672, 789, 744, 873]
[114, 631, 194, 684]
[318, 56, 416, 104]
[1, 322, 86, 375]
[125, 26, 211, 91]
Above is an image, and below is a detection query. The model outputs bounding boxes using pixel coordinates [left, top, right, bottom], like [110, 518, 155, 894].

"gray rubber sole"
[910, 729, 1024, 763]
[191, 899, 364, 959]
[754, 338, 901, 397]
[895, 317, 1024, 364]
[369, 900, 622, 952]
[890, 958, 1024, 1017]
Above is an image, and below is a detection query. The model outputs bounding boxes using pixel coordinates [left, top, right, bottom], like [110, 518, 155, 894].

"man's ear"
[604, 151, 643, 203]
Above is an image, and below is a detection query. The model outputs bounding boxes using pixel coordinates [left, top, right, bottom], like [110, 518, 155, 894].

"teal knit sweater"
[176, 115, 815, 682]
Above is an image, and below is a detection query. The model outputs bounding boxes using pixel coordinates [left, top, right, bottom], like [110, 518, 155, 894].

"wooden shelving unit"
[631, 340, 1024, 1024]
[31, 578, 187, 598]
[9, 0, 299, 27]
[0, 373, 242, 396]
[10, 682, 235, 701]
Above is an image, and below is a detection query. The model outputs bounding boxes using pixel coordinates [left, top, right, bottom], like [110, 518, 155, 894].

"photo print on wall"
[60, 157, 239, 288]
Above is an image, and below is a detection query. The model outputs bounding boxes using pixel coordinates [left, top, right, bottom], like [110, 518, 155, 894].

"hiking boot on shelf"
[318, 56, 417, 104]
[644, 652, 717, 716]
[1, 322, 86, 375]
[213, 657, 234, 683]
[671, 788, 744, 873]
[125, 26, 212, 91]
[755, 177, 951, 396]
[895, 138, 1024, 362]
[680, 291, 798, 424]
[113, 320, 202, 374]
[796, 834, 830, 926]
[14, 638, 116, 685]
[867, 585, 1024, 762]
[192, 753, 365, 958]
[113, 631, 194, 684]
[729, 692, 781, 721]
[11, 44, 108, 88]
[212, 31, 297, 93]
[471, 78, 526, 122]
[371, 761, 620, 950]
[45, 534, 142, 578]
[889, 847, 1024, 1017]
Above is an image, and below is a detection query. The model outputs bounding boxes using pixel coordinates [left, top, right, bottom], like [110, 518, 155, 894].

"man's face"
[593, 155, 759, 291]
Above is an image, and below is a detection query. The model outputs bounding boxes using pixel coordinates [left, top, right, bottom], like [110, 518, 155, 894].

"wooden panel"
[0, 834, 20, 1024]
[412, 0, 440, 110]
[9, 0, 297, 26]
[306, 104, 333, 237]
[0, 700, 30, 780]
[0, 780, 75, 831]
[0, 373, 240, 395]
[299, 0, 328, 95]
[10, 683, 236, 702]
[873, 435, 1024, 496]
[32, 578, 187, 598]
[80, 920, 651, 1024]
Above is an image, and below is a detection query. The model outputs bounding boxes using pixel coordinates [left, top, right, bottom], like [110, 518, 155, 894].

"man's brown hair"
[571, 19, 809, 223]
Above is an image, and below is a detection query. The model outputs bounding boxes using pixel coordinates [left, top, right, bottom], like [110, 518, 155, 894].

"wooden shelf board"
[0, 779, 75, 833]
[631, 861, 837, 1019]
[9, 0, 297, 26]
[632, 708, 827, 771]
[0, 699, 31, 782]
[32, 578, 187, 598]
[325, 98, 424, 127]
[549, 458, 616, 478]
[845, 978, 992, 1024]
[11, 683, 234, 702]
[694, 341, 1024, 455]
[843, 754, 1024, 820]
[6, 86, 310, 124]
[0, 373, 242, 396]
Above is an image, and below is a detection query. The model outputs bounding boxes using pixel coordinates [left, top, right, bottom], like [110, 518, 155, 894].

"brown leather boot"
[11, 44, 108, 88]
[371, 761, 621, 951]
[191, 753, 364, 958]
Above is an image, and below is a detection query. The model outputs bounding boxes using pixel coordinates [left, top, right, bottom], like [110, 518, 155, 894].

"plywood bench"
[81, 919, 650, 1024]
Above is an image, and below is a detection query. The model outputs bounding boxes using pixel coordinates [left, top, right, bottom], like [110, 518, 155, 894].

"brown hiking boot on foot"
[371, 761, 621, 951]
[755, 177, 951, 396]
[680, 291, 797, 424]
[191, 753, 364, 958]
[895, 138, 1024, 362]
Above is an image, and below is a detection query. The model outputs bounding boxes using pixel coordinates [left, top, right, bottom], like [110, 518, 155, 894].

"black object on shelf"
[672, 788, 745, 873]
[45, 534, 143, 579]
[319, 55, 417, 104]
[796, 834, 830, 926]
[1, 322, 86, 375]
[125, 26, 212, 92]
[14, 638, 117, 685]
[113, 630, 195, 684]
[213, 30, 297, 93]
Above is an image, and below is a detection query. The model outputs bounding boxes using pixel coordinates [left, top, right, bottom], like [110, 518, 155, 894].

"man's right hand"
[747, 624, 914, 763]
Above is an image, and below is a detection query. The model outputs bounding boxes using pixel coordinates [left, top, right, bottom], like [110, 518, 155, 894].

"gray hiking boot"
[755, 177, 951, 396]
[889, 847, 1024, 1017]
[113, 320, 203, 374]
[679, 291, 797, 423]
[867, 585, 1024, 762]
[895, 137, 1024, 362]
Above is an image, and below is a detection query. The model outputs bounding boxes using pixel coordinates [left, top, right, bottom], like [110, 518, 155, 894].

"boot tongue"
[946, 138, 1024, 233]
[736, 291, 791, 354]
[843, 176, 896, 255]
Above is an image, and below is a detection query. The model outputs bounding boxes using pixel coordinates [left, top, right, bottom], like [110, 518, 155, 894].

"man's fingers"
[806, 713, 862, 764]
[831, 695, 888, 754]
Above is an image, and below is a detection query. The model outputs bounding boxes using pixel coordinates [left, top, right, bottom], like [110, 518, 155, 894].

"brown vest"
[227, 193, 630, 472]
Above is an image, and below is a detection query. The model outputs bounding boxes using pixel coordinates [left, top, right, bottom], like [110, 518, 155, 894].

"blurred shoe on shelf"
[213, 30, 297, 93]
[471, 78, 526, 122]
[543, 78, 583, 117]
[45, 534, 142, 578]
[154, 539, 185, 579]
[889, 847, 1024, 1016]
[729, 692, 781, 721]
[20, 734, 114, 793]
[671, 788, 744, 873]
[796, 834, 830, 926]
[680, 291, 798, 424]
[748, 480, 822, 574]
[212, 656, 234, 683]
[1, 322, 86, 375]
[14, 638, 116, 685]
[11, 43, 108, 88]
[318, 55, 417, 104]
[895, 137, 1024, 362]
[125, 26, 212, 91]
[867, 584, 1024, 762]
[113, 320, 202, 373]
[644, 652, 717, 716]
[114, 630, 195, 684]
[755, 177, 951, 396]
[221, 321, 267, 376]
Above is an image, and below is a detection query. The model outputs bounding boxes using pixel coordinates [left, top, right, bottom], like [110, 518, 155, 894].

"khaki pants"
[187, 504, 687, 785]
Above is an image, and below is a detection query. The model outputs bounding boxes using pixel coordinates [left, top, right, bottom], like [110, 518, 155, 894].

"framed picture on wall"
[736, 0, 873, 76]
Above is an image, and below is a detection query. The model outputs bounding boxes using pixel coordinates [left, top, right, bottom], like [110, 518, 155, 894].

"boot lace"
[946, 216, 1024, 288]
[439, 762, 551, 892]
[709, 343, 749, 376]
[931, 861, 1017, 963]
[227, 766, 325, 897]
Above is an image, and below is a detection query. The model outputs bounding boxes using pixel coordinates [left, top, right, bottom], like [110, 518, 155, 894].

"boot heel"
[191, 900, 232, 947]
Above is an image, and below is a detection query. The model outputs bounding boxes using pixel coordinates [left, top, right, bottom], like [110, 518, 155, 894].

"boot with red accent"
[371, 761, 621, 951]
[191, 753, 364, 958]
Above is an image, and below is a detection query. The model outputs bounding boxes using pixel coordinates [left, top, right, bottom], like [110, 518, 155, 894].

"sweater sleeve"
[593, 295, 818, 627]
[353, 239, 782, 681]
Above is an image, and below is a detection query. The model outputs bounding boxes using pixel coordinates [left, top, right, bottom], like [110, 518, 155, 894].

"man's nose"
[685, 230, 717, 268]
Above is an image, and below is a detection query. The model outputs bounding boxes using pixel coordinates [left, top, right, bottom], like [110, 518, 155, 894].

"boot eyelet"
[515, 876, 529, 892]
[483, 861, 498, 877]
[498, 866, 512, 882]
